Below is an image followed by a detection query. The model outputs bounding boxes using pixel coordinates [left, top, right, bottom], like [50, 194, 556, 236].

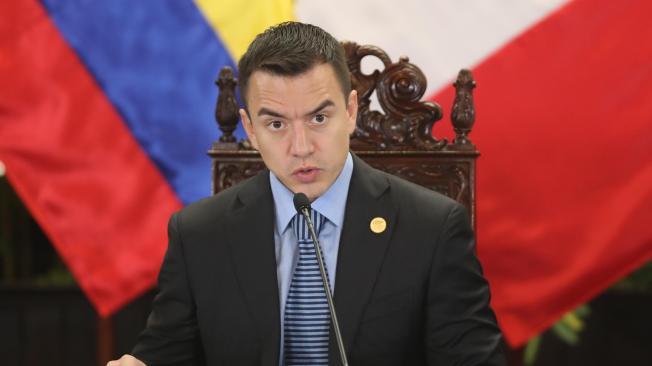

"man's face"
[240, 63, 357, 201]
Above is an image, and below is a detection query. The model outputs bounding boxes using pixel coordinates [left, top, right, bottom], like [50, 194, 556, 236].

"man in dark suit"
[109, 22, 504, 366]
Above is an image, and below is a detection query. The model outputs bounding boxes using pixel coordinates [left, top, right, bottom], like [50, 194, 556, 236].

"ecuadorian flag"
[0, 0, 292, 325]
[1, 0, 651, 347]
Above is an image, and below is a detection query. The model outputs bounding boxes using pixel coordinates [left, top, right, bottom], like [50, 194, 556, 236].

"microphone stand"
[299, 205, 350, 366]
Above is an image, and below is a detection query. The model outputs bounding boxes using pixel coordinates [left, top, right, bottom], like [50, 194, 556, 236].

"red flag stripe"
[0, 0, 182, 315]
[433, 0, 652, 345]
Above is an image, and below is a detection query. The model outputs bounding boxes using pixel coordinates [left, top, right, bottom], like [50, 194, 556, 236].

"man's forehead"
[249, 64, 338, 90]
[246, 65, 344, 114]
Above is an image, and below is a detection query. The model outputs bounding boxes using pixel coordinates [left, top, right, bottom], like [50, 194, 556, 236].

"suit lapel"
[225, 171, 280, 365]
[330, 155, 398, 364]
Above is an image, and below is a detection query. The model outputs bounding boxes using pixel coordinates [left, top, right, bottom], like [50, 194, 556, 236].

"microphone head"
[293, 193, 311, 213]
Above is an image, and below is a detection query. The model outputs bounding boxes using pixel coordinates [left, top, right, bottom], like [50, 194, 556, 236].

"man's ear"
[240, 108, 259, 150]
[346, 90, 358, 134]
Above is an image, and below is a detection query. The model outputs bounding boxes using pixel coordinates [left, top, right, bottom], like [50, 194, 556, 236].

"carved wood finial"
[450, 69, 476, 150]
[342, 42, 445, 150]
[214, 67, 240, 146]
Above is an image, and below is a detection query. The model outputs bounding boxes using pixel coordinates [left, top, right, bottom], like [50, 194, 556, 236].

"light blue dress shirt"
[270, 152, 353, 365]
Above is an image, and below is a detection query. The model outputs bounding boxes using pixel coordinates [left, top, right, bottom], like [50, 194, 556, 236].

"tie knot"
[292, 210, 326, 242]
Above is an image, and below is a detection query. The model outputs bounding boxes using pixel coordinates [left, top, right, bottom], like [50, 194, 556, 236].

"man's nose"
[290, 122, 313, 157]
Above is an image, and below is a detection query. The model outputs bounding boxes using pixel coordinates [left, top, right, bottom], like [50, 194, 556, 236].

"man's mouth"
[293, 166, 320, 183]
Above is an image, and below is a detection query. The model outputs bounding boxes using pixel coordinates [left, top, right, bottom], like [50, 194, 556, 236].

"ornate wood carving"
[208, 42, 479, 226]
[214, 67, 239, 146]
[211, 44, 477, 152]
[343, 42, 446, 150]
[367, 162, 469, 203]
[213, 161, 266, 192]
[449, 69, 477, 150]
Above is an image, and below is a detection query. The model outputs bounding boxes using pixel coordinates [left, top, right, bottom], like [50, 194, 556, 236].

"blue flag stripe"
[40, 0, 241, 204]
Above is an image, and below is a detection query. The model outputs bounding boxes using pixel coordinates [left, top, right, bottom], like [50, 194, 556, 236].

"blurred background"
[1, 0, 651, 365]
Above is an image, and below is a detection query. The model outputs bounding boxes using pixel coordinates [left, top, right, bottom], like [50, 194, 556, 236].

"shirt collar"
[270, 152, 353, 234]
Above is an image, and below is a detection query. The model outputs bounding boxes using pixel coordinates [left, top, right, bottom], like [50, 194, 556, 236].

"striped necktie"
[284, 210, 330, 365]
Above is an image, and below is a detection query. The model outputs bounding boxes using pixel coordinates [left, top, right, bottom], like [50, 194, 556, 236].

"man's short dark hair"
[237, 21, 351, 108]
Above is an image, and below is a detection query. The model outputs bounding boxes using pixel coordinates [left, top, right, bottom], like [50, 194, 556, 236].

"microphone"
[293, 193, 349, 366]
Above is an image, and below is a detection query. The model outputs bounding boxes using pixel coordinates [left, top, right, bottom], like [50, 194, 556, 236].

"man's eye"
[268, 120, 284, 130]
[312, 114, 327, 124]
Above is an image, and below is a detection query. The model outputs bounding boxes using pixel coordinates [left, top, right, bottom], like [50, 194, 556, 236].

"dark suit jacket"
[133, 155, 505, 365]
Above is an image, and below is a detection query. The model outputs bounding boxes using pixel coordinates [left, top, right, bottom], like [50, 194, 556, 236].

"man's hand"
[106, 354, 146, 366]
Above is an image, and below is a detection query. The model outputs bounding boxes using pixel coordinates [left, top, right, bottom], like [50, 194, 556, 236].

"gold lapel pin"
[370, 217, 387, 234]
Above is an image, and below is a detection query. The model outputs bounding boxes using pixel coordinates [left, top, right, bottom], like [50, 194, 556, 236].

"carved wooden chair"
[208, 42, 478, 227]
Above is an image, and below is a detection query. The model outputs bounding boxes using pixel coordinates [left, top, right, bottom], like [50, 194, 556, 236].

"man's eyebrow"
[305, 100, 335, 117]
[257, 107, 285, 118]
[256, 100, 335, 118]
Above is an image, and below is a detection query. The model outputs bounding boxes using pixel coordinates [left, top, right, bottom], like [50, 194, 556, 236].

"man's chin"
[291, 184, 325, 203]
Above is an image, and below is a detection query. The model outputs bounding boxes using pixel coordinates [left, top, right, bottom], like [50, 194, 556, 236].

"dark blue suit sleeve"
[426, 203, 505, 365]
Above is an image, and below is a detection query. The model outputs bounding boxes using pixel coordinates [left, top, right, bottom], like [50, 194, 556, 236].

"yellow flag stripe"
[193, 0, 295, 61]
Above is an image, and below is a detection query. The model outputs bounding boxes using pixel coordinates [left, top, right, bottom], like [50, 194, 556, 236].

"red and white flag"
[299, 0, 652, 345]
